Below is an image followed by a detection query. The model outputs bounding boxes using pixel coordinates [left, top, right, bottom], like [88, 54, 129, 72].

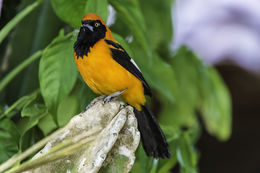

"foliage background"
[0, 0, 231, 172]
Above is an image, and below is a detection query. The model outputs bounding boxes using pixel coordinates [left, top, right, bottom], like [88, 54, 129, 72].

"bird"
[73, 13, 170, 158]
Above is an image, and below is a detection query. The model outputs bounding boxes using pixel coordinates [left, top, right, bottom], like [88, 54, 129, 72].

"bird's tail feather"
[134, 105, 170, 158]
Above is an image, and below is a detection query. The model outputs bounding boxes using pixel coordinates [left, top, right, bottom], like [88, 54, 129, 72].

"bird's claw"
[85, 102, 94, 110]
[104, 95, 112, 103]
[85, 95, 106, 110]
[103, 89, 127, 104]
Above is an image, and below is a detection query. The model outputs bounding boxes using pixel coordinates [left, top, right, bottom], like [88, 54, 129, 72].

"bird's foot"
[104, 89, 127, 103]
[86, 95, 106, 110]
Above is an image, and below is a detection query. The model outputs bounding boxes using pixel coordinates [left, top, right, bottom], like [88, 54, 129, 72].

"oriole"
[73, 13, 170, 158]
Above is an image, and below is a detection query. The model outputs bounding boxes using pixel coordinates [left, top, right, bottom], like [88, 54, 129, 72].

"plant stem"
[0, 0, 44, 44]
[0, 50, 43, 92]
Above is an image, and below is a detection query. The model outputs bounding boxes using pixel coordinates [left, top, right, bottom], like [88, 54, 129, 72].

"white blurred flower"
[172, 0, 260, 73]
[106, 5, 116, 27]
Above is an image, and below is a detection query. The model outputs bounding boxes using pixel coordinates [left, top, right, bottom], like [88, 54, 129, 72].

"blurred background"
[0, 0, 259, 172]
[172, 0, 260, 172]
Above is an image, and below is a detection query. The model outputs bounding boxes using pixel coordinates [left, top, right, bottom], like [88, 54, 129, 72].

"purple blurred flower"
[0, 0, 2, 17]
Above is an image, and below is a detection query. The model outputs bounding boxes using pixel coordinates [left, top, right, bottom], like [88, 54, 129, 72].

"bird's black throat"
[74, 20, 107, 59]
[74, 28, 95, 59]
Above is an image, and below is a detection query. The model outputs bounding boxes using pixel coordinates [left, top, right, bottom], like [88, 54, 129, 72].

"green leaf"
[171, 47, 204, 109]
[38, 112, 57, 136]
[17, 103, 47, 136]
[39, 30, 78, 117]
[140, 0, 173, 50]
[0, 119, 20, 164]
[51, 0, 108, 28]
[158, 157, 177, 173]
[170, 46, 232, 140]
[200, 67, 232, 141]
[85, 0, 108, 22]
[159, 101, 197, 129]
[0, 91, 39, 120]
[176, 133, 198, 173]
[109, 0, 151, 57]
[146, 53, 177, 103]
[130, 162, 142, 173]
[160, 46, 204, 128]
[57, 95, 79, 127]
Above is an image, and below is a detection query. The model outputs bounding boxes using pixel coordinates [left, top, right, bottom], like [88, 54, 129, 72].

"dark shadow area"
[198, 64, 260, 173]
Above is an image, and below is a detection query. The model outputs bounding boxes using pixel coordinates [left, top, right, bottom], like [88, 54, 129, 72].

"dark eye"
[94, 22, 100, 27]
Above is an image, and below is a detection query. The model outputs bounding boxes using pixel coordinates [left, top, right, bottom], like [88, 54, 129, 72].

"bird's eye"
[94, 22, 100, 27]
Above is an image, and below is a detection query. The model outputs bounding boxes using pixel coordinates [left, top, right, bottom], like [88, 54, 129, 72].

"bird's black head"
[74, 19, 107, 58]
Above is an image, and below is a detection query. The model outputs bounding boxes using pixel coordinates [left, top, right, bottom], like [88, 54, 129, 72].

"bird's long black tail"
[134, 105, 170, 158]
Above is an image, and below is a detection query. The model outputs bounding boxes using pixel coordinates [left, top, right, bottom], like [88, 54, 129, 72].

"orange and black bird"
[73, 13, 170, 158]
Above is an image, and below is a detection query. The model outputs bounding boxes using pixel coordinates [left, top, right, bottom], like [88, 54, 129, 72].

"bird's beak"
[82, 23, 94, 32]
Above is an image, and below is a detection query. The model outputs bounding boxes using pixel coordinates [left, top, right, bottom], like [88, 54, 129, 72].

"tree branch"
[1, 98, 140, 173]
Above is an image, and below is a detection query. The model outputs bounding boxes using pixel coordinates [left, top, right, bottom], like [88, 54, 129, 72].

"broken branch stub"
[23, 98, 140, 173]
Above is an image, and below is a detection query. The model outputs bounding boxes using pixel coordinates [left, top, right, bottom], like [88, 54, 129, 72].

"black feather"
[134, 105, 171, 158]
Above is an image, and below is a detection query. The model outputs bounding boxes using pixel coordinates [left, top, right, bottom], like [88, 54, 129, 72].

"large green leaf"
[170, 47, 231, 140]
[159, 100, 198, 130]
[145, 53, 177, 103]
[160, 47, 204, 128]
[171, 47, 204, 109]
[0, 119, 20, 164]
[140, 0, 173, 51]
[200, 67, 232, 141]
[51, 0, 108, 28]
[39, 30, 78, 117]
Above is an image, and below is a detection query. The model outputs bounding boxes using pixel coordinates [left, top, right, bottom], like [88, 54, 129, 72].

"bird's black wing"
[105, 39, 152, 96]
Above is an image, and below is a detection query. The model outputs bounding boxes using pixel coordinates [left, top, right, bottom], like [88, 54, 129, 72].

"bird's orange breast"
[73, 39, 145, 110]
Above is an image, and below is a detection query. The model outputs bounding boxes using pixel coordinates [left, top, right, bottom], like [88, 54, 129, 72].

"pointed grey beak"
[82, 23, 94, 32]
